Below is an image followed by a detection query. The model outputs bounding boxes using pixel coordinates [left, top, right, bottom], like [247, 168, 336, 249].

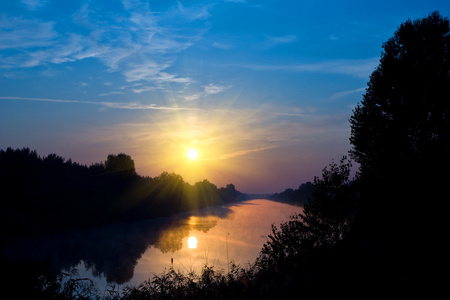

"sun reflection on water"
[188, 236, 197, 249]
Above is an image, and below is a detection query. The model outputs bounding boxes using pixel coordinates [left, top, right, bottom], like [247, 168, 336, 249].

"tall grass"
[120, 262, 257, 300]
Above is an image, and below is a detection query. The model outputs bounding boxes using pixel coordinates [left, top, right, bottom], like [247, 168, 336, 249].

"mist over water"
[4, 200, 302, 290]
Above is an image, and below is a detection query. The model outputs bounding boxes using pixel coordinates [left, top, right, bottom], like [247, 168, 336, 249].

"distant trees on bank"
[0, 147, 242, 239]
[269, 181, 314, 204]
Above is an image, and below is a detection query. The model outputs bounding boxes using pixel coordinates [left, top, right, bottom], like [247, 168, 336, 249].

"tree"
[349, 11, 450, 225]
[303, 157, 356, 247]
[259, 157, 356, 266]
[350, 11, 450, 181]
[105, 153, 136, 176]
[348, 13, 450, 297]
[255, 157, 357, 298]
[218, 183, 241, 203]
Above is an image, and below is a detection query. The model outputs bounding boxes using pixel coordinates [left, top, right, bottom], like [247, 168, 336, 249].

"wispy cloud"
[219, 145, 278, 160]
[328, 87, 366, 101]
[184, 83, 232, 102]
[329, 34, 339, 41]
[88, 1, 209, 84]
[0, 95, 320, 128]
[175, 1, 213, 21]
[20, 0, 49, 10]
[0, 96, 198, 111]
[242, 57, 379, 78]
[101, 102, 198, 111]
[122, 59, 193, 83]
[0, 16, 57, 50]
[265, 34, 298, 46]
[0, 1, 211, 87]
[204, 83, 230, 95]
[212, 42, 233, 49]
[0, 16, 102, 68]
[0, 96, 87, 104]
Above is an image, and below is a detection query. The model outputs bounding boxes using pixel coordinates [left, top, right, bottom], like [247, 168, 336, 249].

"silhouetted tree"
[255, 157, 357, 298]
[349, 11, 450, 233]
[260, 157, 355, 265]
[348, 12, 450, 297]
[350, 11, 450, 181]
[262, 156, 357, 259]
[218, 183, 242, 203]
[303, 157, 356, 247]
[105, 153, 136, 176]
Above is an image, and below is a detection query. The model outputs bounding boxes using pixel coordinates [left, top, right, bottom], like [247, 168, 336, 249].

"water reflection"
[3, 204, 234, 284]
[188, 237, 198, 249]
[132, 200, 302, 286]
[3, 200, 302, 286]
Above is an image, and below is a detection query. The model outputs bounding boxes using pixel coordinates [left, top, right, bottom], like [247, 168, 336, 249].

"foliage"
[121, 263, 257, 300]
[0, 147, 242, 239]
[258, 157, 356, 267]
[1, 260, 99, 300]
[269, 181, 315, 205]
[348, 9, 450, 241]
[105, 154, 136, 177]
[348, 11, 450, 298]
[350, 11, 450, 180]
[304, 157, 356, 246]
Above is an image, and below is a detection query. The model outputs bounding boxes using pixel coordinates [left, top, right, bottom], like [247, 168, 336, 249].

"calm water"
[4, 199, 302, 291]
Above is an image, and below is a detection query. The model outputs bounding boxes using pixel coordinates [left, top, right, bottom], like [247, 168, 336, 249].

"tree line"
[0, 148, 242, 239]
[268, 181, 315, 204]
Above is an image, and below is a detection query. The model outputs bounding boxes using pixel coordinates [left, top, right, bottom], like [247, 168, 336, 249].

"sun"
[187, 149, 198, 160]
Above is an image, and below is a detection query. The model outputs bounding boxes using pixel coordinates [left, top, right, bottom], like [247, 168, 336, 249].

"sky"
[1, 0, 450, 193]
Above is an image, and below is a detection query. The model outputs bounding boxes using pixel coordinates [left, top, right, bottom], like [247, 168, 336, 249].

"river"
[3, 199, 302, 292]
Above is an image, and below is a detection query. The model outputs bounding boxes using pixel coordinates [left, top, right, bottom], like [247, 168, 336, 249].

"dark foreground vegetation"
[2, 11, 450, 299]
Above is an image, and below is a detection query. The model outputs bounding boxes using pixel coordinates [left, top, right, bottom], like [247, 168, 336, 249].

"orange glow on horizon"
[122, 102, 296, 191]
[133, 107, 256, 186]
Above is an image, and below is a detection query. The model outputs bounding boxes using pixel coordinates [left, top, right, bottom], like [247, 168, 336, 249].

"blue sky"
[1, 0, 450, 193]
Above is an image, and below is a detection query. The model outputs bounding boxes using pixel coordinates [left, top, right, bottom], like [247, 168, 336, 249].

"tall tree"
[350, 11, 450, 180]
[348, 13, 450, 297]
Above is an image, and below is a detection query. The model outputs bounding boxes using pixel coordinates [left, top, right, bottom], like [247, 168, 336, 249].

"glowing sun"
[187, 149, 198, 160]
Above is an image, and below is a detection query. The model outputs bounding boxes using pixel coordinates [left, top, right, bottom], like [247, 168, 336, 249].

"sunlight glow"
[188, 236, 197, 249]
[135, 106, 279, 190]
[187, 149, 198, 160]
